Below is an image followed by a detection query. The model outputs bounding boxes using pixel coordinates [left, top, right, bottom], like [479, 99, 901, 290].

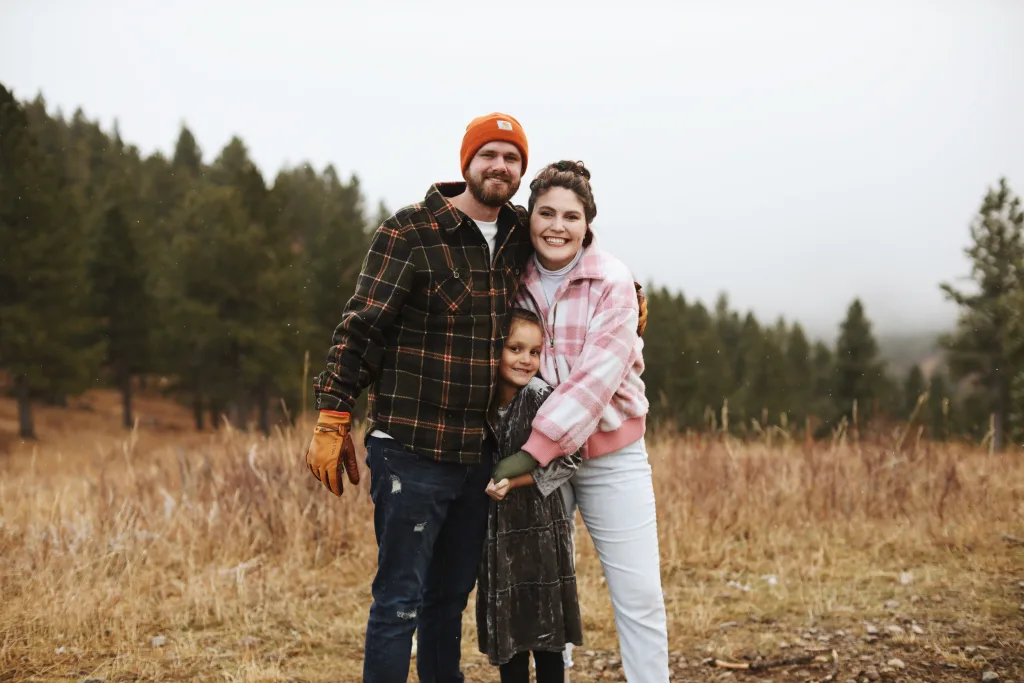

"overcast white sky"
[3, 0, 1023, 340]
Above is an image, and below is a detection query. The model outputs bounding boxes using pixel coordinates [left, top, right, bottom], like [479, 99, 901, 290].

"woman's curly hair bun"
[551, 160, 591, 180]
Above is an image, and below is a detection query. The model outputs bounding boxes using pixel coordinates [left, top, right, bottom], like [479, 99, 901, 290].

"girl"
[477, 308, 583, 683]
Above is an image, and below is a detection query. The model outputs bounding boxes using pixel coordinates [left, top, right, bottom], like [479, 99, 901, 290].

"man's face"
[464, 141, 523, 208]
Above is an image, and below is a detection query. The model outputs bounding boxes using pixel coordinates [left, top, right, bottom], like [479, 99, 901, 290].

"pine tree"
[217, 140, 307, 432]
[783, 322, 814, 425]
[1005, 286, 1024, 444]
[145, 129, 205, 422]
[90, 198, 153, 428]
[721, 306, 757, 429]
[634, 286, 689, 426]
[163, 183, 244, 430]
[172, 125, 203, 176]
[833, 298, 886, 426]
[210, 136, 267, 219]
[683, 301, 733, 428]
[762, 317, 792, 425]
[0, 84, 102, 437]
[809, 341, 836, 435]
[714, 293, 743, 379]
[270, 165, 370, 350]
[60, 112, 157, 428]
[315, 169, 372, 331]
[734, 314, 787, 429]
[940, 177, 1024, 451]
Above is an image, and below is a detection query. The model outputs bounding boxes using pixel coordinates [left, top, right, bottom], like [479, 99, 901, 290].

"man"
[304, 113, 648, 683]
[307, 112, 534, 683]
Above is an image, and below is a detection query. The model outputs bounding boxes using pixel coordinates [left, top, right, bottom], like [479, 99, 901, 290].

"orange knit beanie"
[460, 112, 529, 174]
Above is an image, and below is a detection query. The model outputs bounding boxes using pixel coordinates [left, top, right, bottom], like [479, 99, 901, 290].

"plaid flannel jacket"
[313, 182, 533, 464]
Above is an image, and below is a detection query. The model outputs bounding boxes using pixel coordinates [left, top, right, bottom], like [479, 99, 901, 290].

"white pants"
[560, 438, 669, 683]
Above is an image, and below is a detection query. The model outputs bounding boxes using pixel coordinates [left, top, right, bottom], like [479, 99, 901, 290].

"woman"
[493, 160, 670, 683]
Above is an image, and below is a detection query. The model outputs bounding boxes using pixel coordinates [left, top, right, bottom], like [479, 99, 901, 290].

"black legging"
[499, 650, 564, 683]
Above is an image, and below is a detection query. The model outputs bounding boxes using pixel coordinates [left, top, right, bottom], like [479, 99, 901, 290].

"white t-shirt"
[474, 218, 499, 264]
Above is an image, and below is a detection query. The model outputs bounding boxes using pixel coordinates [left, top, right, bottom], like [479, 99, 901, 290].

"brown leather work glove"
[305, 410, 360, 496]
[635, 282, 648, 337]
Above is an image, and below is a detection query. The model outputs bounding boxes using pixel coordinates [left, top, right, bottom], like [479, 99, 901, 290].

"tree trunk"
[226, 401, 240, 430]
[15, 376, 36, 439]
[210, 399, 225, 430]
[120, 367, 134, 429]
[43, 390, 67, 407]
[193, 393, 205, 431]
[230, 397, 252, 431]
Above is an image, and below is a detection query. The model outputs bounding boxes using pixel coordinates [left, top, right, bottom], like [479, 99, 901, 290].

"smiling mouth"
[543, 237, 568, 246]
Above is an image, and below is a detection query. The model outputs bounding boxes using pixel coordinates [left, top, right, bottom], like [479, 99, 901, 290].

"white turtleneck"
[534, 248, 583, 305]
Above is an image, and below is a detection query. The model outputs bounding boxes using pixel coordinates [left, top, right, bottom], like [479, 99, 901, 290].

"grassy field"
[1, 390, 1022, 682]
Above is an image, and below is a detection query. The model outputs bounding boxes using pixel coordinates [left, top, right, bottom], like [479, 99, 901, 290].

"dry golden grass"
[1, 392, 1022, 682]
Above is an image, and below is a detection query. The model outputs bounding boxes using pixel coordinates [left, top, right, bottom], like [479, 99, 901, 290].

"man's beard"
[467, 171, 520, 208]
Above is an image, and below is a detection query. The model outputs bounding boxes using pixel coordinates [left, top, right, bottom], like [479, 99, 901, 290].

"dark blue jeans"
[362, 435, 492, 683]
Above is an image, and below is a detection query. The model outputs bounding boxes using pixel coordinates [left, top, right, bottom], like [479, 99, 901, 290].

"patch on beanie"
[496, 120, 513, 131]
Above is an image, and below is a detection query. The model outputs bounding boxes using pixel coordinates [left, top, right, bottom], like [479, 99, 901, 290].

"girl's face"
[530, 187, 588, 270]
[499, 321, 543, 391]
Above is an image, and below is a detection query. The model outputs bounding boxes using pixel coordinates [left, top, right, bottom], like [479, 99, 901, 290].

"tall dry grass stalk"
[1, 420, 1021, 681]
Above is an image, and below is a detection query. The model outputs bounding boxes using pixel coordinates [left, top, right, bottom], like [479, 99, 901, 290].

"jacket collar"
[567, 244, 605, 282]
[424, 182, 521, 234]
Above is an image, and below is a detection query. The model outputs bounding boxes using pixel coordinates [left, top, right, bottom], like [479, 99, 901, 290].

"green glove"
[492, 449, 538, 481]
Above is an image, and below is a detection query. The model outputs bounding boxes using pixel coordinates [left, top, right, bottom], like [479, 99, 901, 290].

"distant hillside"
[876, 330, 948, 378]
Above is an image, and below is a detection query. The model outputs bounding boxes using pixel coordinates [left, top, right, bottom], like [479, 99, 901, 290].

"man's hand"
[485, 477, 511, 501]
[635, 281, 648, 337]
[304, 410, 360, 496]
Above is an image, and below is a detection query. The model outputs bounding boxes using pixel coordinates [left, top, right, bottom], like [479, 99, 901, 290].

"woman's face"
[529, 187, 588, 271]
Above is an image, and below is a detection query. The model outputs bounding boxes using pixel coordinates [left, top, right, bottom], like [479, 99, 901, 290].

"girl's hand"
[486, 477, 512, 501]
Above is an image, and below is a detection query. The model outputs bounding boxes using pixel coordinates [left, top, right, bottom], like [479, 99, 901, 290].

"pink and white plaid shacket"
[515, 245, 649, 466]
